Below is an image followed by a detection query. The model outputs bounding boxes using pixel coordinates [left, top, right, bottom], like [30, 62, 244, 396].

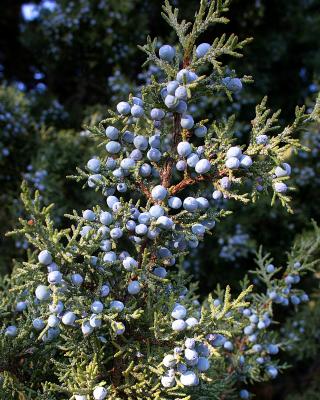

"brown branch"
[169, 169, 228, 195]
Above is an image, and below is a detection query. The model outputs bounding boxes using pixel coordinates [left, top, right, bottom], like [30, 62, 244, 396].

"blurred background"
[0, 1, 319, 399]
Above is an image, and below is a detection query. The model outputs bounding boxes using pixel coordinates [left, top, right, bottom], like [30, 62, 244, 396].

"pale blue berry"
[123, 256, 138, 271]
[116, 101, 131, 115]
[194, 126, 207, 138]
[181, 114, 194, 129]
[16, 301, 27, 312]
[147, 148, 162, 162]
[223, 341, 233, 351]
[139, 163, 152, 177]
[35, 285, 51, 301]
[240, 155, 253, 168]
[150, 108, 165, 120]
[172, 319, 187, 331]
[5, 325, 17, 336]
[171, 304, 187, 319]
[240, 389, 250, 399]
[123, 130, 134, 143]
[38, 250, 52, 265]
[91, 301, 104, 313]
[100, 211, 113, 226]
[187, 153, 199, 167]
[174, 100, 188, 114]
[183, 197, 198, 212]
[106, 141, 121, 154]
[167, 80, 179, 94]
[195, 159, 211, 174]
[83, 209, 96, 221]
[175, 86, 188, 100]
[151, 185, 168, 201]
[134, 135, 148, 150]
[105, 126, 119, 140]
[212, 190, 222, 200]
[223, 77, 243, 92]
[33, 318, 45, 330]
[71, 273, 84, 286]
[196, 43, 211, 58]
[110, 300, 124, 312]
[87, 158, 100, 172]
[227, 146, 242, 159]
[62, 311, 76, 325]
[197, 357, 210, 371]
[165, 94, 178, 109]
[225, 157, 240, 169]
[180, 371, 198, 386]
[266, 366, 278, 379]
[177, 141, 192, 157]
[48, 270, 62, 285]
[93, 386, 108, 400]
[120, 158, 135, 170]
[131, 104, 144, 118]
[157, 216, 174, 230]
[149, 205, 164, 218]
[82, 321, 94, 336]
[176, 160, 187, 171]
[128, 281, 141, 294]
[256, 134, 268, 145]
[274, 182, 288, 193]
[48, 315, 59, 328]
[159, 45, 175, 62]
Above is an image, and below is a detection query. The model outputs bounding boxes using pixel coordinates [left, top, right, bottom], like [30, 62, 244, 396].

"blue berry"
[93, 386, 108, 400]
[168, 196, 182, 209]
[105, 126, 119, 140]
[110, 300, 124, 312]
[128, 281, 141, 294]
[38, 250, 52, 265]
[33, 318, 45, 330]
[131, 104, 144, 118]
[62, 311, 76, 325]
[171, 304, 187, 319]
[196, 43, 211, 58]
[183, 197, 198, 212]
[223, 77, 243, 92]
[180, 371, 199, 386]
[177, 141, 192, 157]
[194, 126, 207, 138]
[226, 157, 240, 169]
[159, 45, 175, 62]
[106, 141, 121, 154]
[239, 155, 253, 168]
[266, 264, 275, 273]
[167, 80, 179, 94]
[175, 86, 188, 100]
[116, 101, 131, 115]
[87, 158, 100, 172]
[172, 319, 187, 331]
[133, 135, 148, 150]
[83, 209, 96, 221]
[151, 185, 168, 201]
[164, 94, 178, 109]
[195, 159, 211, 174]
[48, 270, 62, 285]
[35, 285, 51, 301]
[150, 108, 165, 121]
[181, 114, 194, 129]
[256, 134, 268, 145]
[240, 389, 250, 399]
[274, 182, 288, 193]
